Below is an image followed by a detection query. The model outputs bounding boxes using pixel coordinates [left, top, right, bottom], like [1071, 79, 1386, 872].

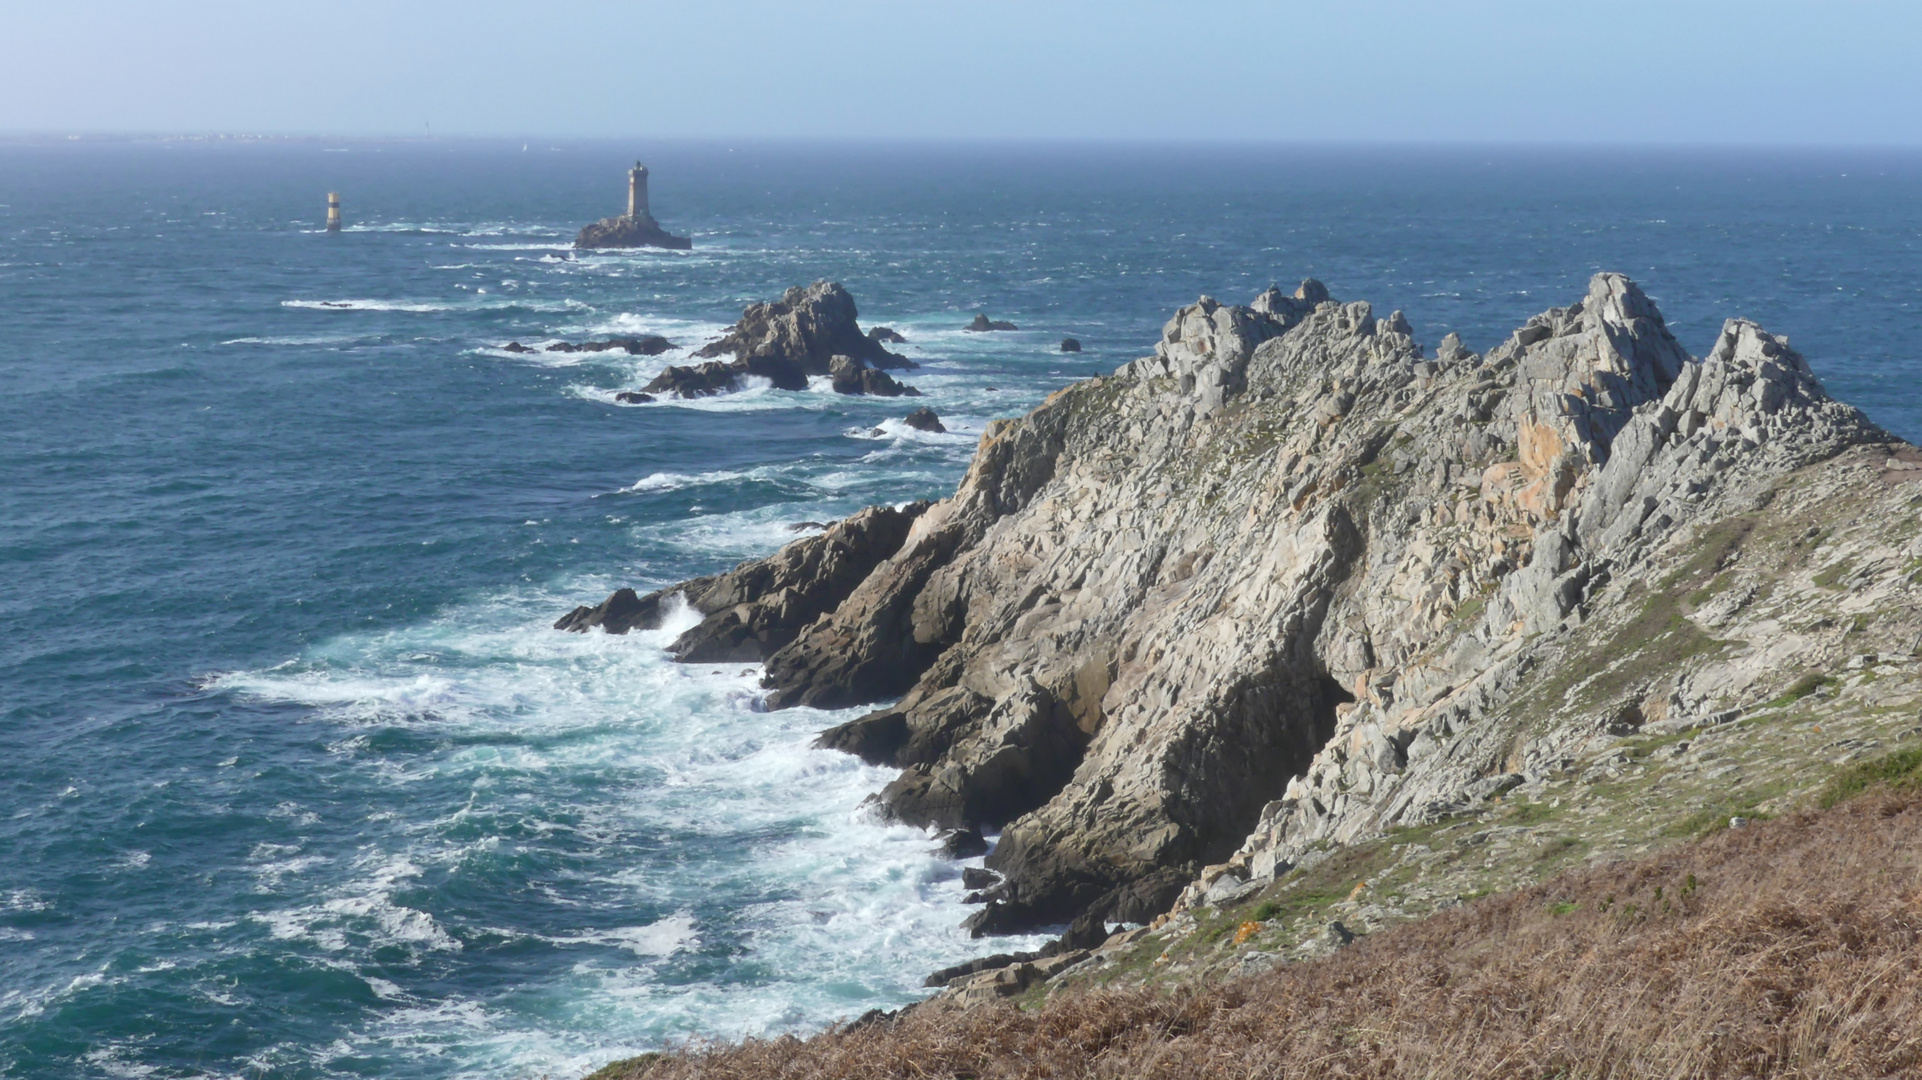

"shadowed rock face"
[645, 282, 916, 398]
[562, 273, 1893, 934]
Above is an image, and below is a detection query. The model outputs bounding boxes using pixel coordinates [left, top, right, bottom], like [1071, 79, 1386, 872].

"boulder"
[903, 407, 946, 433]
[574, 213, 691, 251]
[1060, 338, 1082, 352]
[966, 314, 1018, 332]
[938, 828, 990, 858]
[962, 866, 1002, 891]
[642, 360, 746, 398]
[614, 391, 655, 404]
[868, 326, 908, 344]
[829, 354, 920, 397]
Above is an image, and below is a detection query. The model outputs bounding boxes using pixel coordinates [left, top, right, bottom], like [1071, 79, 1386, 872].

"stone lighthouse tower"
[627, 162, 650, 221]
[575, 158, 688, 249]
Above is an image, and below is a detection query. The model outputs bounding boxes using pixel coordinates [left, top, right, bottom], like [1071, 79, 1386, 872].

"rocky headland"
[566, 273, 1922, 1025]
[642, 282, 919, 398]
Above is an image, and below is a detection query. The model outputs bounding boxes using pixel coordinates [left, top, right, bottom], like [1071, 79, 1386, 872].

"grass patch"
[1665, 784, 1782, 838]
[1819, 747, 1922, 808]
[1812, 558, 1854, 589]
[1687, 570, 1736, 607]
[1765, 673, 1834, 709]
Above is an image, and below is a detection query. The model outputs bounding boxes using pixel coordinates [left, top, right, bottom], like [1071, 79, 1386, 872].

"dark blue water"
[3, 138, 1919, 1079]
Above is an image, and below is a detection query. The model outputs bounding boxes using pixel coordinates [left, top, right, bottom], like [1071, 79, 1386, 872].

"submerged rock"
[614, 391, 655, 404]
[543, 336, 674, 356]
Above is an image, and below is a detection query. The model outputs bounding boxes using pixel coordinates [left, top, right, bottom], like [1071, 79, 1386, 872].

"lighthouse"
[627, 162, 650, 221]
[574, 159, 689, 249]
[326, 192, 342, 233]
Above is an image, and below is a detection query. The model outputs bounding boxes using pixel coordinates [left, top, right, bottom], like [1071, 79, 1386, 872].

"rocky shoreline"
[562, 271, 1922, 1002]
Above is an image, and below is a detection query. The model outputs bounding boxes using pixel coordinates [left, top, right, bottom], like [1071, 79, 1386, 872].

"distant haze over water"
[1, 139, 1919, 1079]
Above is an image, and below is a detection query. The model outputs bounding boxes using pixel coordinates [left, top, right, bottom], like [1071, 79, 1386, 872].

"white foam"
[850, 417, 984, 445]
[218, 334, 369, 347]
[610, 469, 754, 495]
[545, 913, 698, 958]
[284, 299, 454, 313]
[212, 580, 1052, 1071]
[283, 298, 589, 314]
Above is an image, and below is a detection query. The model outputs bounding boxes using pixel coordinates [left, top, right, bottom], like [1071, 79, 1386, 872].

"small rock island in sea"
[574, 160, 692, 250]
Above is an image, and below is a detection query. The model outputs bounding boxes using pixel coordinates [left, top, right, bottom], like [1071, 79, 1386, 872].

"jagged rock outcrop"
[556, 504, 928, 664]
[967, 315, 1018, 332]
[645, 282, 916, 398]
[574, 213, 692, 250]
[564, 272, 1899, 934]
[869, 326, 908, 344]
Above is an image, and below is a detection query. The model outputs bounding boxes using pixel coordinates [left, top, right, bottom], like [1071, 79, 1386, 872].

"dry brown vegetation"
[592, 777, 1922, 1080]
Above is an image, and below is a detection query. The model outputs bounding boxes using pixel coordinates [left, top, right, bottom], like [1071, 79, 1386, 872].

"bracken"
[591, 786, 1922, 1080]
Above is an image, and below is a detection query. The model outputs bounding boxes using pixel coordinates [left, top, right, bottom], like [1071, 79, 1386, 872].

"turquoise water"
[2, 139, 1920, 1079]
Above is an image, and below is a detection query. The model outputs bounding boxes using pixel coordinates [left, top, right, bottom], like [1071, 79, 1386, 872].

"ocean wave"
[283, 299, 457, 313]
[283, 297, 591, 314]
[613, 470, 749, 495]
[219, 333, 373, 346]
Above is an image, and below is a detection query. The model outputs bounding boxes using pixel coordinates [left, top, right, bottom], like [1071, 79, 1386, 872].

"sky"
[3, 0, 1919, 143]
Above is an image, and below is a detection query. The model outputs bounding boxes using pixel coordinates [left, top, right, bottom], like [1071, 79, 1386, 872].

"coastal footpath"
[570, 274, 1922, 1076]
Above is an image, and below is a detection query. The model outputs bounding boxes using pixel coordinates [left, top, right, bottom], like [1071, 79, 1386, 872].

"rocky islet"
[641, 281, 920, 398]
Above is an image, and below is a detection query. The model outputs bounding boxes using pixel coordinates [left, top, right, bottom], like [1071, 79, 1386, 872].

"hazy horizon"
[6, 1, 1920, 145]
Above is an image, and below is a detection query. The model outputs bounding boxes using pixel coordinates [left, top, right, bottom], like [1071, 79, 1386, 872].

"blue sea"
[2, 138, 1920, 1079]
